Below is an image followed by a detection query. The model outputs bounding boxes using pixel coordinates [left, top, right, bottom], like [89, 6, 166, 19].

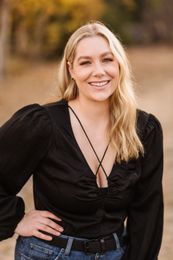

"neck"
[69, 96, 110, 124]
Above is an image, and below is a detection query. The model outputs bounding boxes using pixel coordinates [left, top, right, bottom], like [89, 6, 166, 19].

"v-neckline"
[64, 100, 115, 184]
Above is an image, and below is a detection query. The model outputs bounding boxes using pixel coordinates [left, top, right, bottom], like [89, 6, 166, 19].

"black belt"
[45, 234, 124, 254]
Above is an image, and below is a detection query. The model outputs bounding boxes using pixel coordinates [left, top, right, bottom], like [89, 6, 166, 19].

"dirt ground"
[0, 46, 172, 259]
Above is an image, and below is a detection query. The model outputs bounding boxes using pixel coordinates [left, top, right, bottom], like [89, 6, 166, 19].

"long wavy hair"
[57, 21, 143, 162]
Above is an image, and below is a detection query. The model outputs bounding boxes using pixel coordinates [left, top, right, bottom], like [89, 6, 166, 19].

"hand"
[15, 210, 64, 241]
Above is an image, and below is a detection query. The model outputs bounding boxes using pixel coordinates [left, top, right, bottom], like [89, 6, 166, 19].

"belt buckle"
[84, 238, 106, 255]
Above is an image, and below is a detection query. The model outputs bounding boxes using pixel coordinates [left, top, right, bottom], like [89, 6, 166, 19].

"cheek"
[108, 64, 120, 79]
[108, 67, 120, 93]
[74, 68, 92, 82]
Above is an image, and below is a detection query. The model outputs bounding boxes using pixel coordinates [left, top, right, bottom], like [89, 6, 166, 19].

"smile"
[89, 80, 110, 87]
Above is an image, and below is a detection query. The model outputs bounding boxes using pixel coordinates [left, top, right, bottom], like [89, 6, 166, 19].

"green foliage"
[10, 0, 105, 58]
[7, 0, 173, 59]
[101, 0, 138, 43]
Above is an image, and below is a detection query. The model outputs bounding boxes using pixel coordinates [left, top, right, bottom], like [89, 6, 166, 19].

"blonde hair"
[57, 21, 143, 162]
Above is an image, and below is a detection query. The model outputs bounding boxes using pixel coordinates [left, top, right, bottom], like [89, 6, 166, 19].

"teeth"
[89, 81, 109, 87]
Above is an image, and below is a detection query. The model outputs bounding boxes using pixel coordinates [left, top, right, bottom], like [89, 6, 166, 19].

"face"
[68, 36, 120, 103]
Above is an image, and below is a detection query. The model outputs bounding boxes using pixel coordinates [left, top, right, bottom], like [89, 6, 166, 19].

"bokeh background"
[0, 0, 172, 259]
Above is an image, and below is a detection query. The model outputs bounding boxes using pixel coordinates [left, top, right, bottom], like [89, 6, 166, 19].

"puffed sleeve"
[0, 104, 52, 241]
[123, 114, 164, 260]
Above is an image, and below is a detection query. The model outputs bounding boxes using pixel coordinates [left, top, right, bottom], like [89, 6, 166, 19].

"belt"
[46, 234, 123, 254]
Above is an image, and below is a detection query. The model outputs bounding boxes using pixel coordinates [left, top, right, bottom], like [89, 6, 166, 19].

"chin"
[89, 95, 111, 103]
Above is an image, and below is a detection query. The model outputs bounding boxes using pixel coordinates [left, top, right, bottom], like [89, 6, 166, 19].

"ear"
[67, 61, 75, 79]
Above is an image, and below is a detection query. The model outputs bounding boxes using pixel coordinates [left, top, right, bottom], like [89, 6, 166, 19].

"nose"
[93, 61, 105, 77]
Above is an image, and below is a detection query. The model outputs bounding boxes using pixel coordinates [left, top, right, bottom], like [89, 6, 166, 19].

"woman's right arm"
[0, 104, 63, 241]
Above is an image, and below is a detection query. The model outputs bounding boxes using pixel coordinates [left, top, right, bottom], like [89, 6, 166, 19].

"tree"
[101, 0, 137, 43]
[0, 0, 11, 80]
[11, 0, 105, 59]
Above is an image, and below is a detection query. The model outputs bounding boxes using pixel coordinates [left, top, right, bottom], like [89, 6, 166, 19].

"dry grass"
[0, 46, 173, 259]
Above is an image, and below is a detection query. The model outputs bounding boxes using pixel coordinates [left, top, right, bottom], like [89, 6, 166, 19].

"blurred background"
[0, 0, 172, 259]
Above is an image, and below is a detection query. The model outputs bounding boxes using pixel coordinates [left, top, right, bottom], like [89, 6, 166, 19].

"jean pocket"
[17, 248, 65, 260]
[15, 236, 64, 260]
[14, 252, 30, 260]
[54, 248, 65, 260]
[30, 242, 54, 258]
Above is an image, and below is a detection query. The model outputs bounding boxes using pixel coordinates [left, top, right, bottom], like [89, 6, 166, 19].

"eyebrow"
[77, 52, 114, 61]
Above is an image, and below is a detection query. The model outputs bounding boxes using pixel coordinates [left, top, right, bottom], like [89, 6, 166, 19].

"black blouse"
[0, 99, 163, 260]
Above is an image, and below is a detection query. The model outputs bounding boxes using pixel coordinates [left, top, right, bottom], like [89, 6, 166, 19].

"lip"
[88, 80, 110, 88]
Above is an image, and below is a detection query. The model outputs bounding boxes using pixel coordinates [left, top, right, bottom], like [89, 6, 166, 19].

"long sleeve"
[0, 104, 52, 241]
[123, 114, 164, 260]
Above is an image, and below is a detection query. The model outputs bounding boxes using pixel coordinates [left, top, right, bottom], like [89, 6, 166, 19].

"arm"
[0, 104, 57, 241]
[123, 114, 164, 260]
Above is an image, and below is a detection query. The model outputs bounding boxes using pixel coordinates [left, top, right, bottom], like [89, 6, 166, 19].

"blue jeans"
[15, 233, 126, 260]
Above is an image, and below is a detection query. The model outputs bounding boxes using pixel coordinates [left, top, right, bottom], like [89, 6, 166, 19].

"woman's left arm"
[123, 114, 164, 260]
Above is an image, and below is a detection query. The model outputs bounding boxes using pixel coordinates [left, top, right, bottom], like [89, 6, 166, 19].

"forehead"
[74, 35, 112, 58]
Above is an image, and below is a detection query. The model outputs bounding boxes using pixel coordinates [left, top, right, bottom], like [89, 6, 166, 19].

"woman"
[0, 21, 163, 260]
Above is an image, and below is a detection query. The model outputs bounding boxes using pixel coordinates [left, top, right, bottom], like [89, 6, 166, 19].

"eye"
[103, 57, 114, 62]
[79, 61, 91, 66]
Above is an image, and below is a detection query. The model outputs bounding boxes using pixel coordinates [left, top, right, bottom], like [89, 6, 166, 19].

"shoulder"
[0, 103, 54, 139]
[8, 103, 50, 126]
[136, 109, 163, 143]
[42, 99, 68, 126]
[8, 99, 67, 123]
[43, 99, 67, 114]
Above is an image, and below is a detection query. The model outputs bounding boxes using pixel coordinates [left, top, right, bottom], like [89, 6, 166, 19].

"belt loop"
[64, 237, 74, 256]
[113, 232, 120, 249]
[95, 252, 100, 259]
[123, 226, 127, 236]
[100, 238, 106, 253]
